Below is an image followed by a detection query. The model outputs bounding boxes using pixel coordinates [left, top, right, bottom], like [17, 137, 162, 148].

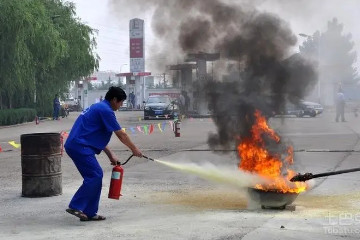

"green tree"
[299, 18, 358, 85]
[0, 0, 62, 109]
[0, 0, 98, 115]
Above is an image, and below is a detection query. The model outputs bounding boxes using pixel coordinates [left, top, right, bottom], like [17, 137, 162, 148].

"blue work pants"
[66, 147, 103, 218]
[53, 106, 60, 120]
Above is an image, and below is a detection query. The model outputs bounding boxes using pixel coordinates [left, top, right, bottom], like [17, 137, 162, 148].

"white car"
[119, 100, 128, 110]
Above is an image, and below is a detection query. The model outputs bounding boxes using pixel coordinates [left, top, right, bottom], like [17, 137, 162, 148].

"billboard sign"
[130, 38, 143, 58]
[129, 19, 144, 73]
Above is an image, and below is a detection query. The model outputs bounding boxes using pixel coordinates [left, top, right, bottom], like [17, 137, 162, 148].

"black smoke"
[109, 0, 317, 151]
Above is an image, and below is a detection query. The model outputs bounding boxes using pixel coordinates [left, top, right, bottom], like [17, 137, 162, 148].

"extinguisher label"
[111, 172, 121, 180]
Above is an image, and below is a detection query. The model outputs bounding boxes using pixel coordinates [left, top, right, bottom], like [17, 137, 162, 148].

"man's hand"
[132, 147, 142, 158]
[103, 146, 119, 165]
[109, 156, 119, 165]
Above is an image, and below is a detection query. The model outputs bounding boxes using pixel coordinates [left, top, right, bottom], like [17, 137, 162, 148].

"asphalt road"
[1, 110, 360, 239]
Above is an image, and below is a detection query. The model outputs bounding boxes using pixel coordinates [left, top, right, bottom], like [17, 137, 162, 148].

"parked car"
[119, 100, 128, 110]
[63, 97, 82, 112]
[143, 95, 178, 120]
[276, 103, 305, 117]
[274, 101, 323, 118]
[300, 101, 323, 116]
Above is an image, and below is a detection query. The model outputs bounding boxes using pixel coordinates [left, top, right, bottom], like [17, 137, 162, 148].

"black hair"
[105, 86, 127, 102]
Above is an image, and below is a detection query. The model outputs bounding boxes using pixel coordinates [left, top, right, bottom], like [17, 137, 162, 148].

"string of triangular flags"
[0, 117, 213, 152]
[121, 116, 213, 135]
[122, 120, 173, 135]
[0, 121, 173, 153]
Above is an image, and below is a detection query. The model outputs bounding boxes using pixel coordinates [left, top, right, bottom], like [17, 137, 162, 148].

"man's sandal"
[66, 208, 88, 221]
[80, 215, 106, 221]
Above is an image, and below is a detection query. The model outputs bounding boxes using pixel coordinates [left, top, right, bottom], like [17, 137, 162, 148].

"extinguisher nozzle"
[143, 155, 155, 161]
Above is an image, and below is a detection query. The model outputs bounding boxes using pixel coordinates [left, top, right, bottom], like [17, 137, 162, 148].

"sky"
[69, 0, 360, 74]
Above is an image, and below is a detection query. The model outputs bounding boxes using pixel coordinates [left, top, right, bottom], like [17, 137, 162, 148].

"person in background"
[99, 95, 103, 101]
[129, 91, 135, 109]
[64, 87, 142, 221]
[335, 87, 346, 122]
[53, 94, 61, 120]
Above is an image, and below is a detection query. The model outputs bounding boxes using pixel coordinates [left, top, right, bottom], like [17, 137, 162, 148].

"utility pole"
[108, 76, 111, 88]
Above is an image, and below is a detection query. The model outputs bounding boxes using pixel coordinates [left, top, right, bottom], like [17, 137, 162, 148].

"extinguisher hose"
[116, 154, 155, 166]
[142, 155, 155, 161]
[117, 154, 134, 166]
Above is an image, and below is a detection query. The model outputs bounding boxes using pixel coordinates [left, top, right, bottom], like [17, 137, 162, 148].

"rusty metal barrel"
[21, 133, 62, 197]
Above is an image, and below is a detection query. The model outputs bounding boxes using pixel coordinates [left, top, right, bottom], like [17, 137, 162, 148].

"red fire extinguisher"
[174, 119, 181, 137]
[108, 155, 134, 200]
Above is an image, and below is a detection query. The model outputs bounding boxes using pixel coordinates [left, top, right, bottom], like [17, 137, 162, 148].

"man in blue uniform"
[53, 94, 61, 120]
[65, 87, 142, 221]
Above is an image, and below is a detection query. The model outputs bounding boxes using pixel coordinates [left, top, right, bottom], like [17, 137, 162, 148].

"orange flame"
[238, 110, 308, 193]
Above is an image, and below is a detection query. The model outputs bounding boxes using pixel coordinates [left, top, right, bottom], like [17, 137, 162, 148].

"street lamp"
[299, 33, 321, 104]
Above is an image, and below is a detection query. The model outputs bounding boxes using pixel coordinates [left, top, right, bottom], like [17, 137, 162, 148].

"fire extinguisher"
[174, 119, 181, 137]
[108, 154, 134, 200]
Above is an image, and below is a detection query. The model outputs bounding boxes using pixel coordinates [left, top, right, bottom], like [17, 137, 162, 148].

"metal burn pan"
[247, 187, 299, 210]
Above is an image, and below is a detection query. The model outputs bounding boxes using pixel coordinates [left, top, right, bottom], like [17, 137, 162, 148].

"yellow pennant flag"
[157, 123, 163, 132]
[8, 141, 21, 148]
[122, 128, 126, 133]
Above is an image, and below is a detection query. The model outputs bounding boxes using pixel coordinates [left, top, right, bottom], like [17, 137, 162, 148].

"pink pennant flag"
[169, 121, 174, 130]
[137, 126, 144, 133]
[0, 145, 2, 152]
[149, 124, 154, 134]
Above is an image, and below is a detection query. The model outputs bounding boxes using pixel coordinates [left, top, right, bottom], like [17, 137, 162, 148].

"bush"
[0, 108, 36, 126]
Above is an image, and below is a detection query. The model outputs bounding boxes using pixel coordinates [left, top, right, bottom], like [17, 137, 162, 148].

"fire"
[238, 110, 308, 193]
